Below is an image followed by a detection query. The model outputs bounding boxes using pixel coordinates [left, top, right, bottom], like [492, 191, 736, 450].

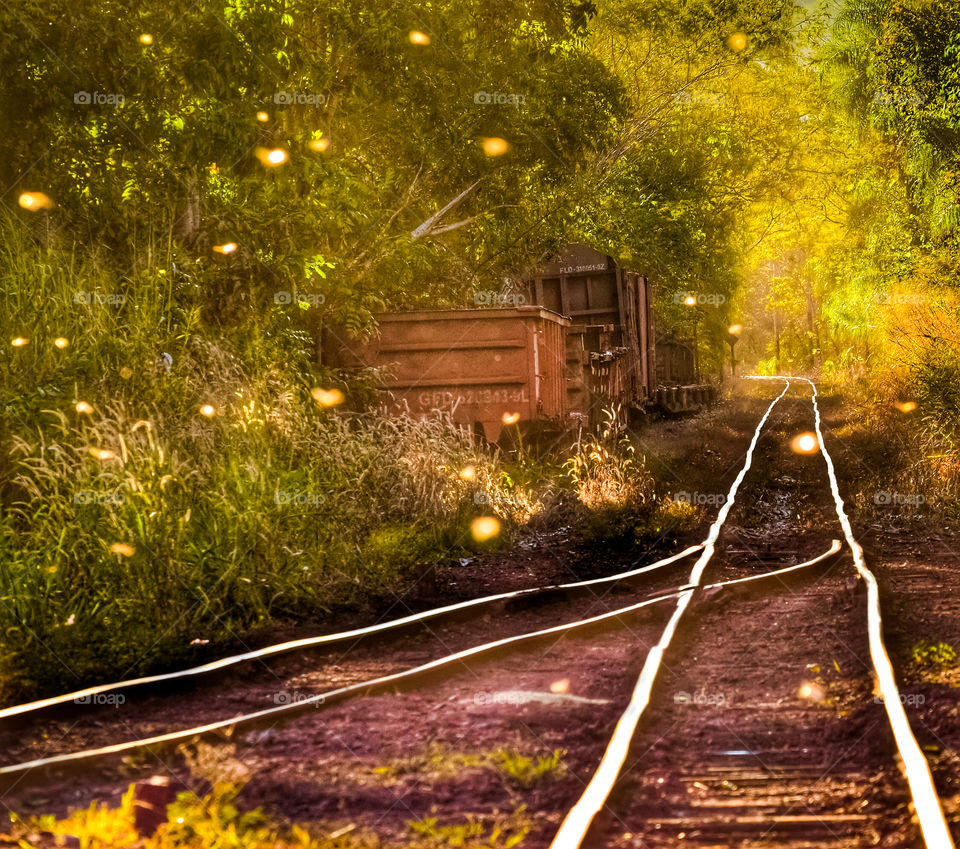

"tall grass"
[0, 219, 523, 697]
[0, 216, 666, 699]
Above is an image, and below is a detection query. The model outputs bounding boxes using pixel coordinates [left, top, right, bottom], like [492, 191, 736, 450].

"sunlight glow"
[11, 337, 28, 347]
[728, 32, 748, 52]
[470, 516, 500, 543]
[311, 387, 345, 408]
[790, 432, 819, 454]
[19, 192, 54, 210]
[459, 465, 477, 482]
[213, 242, 237, 254]
[256, 111, 270, 122]
[481, 137, 509, 156]
[728, 323, 743, 336]
[409, 30, 430, 45]
[75, 401, 94, 415]
[109, 543, 135, 557]
[894, 400, 918, 413]
[501, 411, 520, 425]
[308, 137, 330, 153]
[255, 147, 288, 166]
[53, 337, 69, 349]
[199, 404, 216, 418]
[88, 448, 117, 461]
[683, 295, 697, 306]
[139, 33, 153, 45]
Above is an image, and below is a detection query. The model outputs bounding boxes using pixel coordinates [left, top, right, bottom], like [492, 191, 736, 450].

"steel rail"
[548, 379, 792, 849]
[0, 534, 839, 781]
[0, 546, 703, 722]
[779, 375, 954, 849]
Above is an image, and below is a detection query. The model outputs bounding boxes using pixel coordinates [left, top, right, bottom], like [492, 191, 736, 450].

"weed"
[911, 640, 958, 668]
[493, 748, 567, 789]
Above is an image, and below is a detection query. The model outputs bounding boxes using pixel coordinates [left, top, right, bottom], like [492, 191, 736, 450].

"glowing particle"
[308, 137, 330, 153]
[54, 336, 69, 349]
[311, 387, 345, 407]
[470, 516, 500, 543]
[88, 447, 118, 461]
[459, 464, 477, 482]
[255, 147, 288, 166]
[550, 679, 570, 694]
[119, 367, 134, 379]
[728, 323, 743, 336]
[409, 30, 430, 45]
[18, 192, 54, 211]
[199, 404, 216, 417]
[139, 33, 153, 45]
[790, 432, 819, 454]
[213, 242, 237, 254]
[683, 295, 697, 307]
[501, 411, 520, 425]
[894, 400, 918, 413]
[481, 137, 509, 156]
[75, 401, 94, 415]
[256, 111, 270, 122]
[11, 337, 28, 347]
[798, 681, 824, 701]
[728, 32, 748, 52]
[65, 614, 76, 626]
[109, 542, 135, 557]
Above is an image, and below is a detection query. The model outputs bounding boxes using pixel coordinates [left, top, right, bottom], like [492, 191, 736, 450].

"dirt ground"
[2, 382, 959, 848]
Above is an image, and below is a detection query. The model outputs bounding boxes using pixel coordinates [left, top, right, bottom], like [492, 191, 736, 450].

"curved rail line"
[0, 540, 841, 776]
[0, 539, 841, 780]
[549, 379, 792, 849]
[787, 375, 954, 849]
[0, 545, 703, 722]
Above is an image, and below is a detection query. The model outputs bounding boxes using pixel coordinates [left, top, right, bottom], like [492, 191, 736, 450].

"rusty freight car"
[522, 244, 715, 417]
[323, 307, 570, 443]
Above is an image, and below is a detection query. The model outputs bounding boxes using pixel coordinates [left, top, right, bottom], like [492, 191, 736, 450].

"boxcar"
[522, 244, 714, 418]
[323, 307, 570, 442]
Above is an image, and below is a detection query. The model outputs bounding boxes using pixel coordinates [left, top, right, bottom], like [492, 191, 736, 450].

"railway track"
[0, 379, 956, 848]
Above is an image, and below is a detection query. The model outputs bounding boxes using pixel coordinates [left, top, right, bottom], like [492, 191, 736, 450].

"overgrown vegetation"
[4, 781, 532, 849]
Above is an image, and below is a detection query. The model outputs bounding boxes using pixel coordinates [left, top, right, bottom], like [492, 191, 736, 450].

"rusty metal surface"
[327, 307, 569, 442]
[524, 244, 658, 417]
